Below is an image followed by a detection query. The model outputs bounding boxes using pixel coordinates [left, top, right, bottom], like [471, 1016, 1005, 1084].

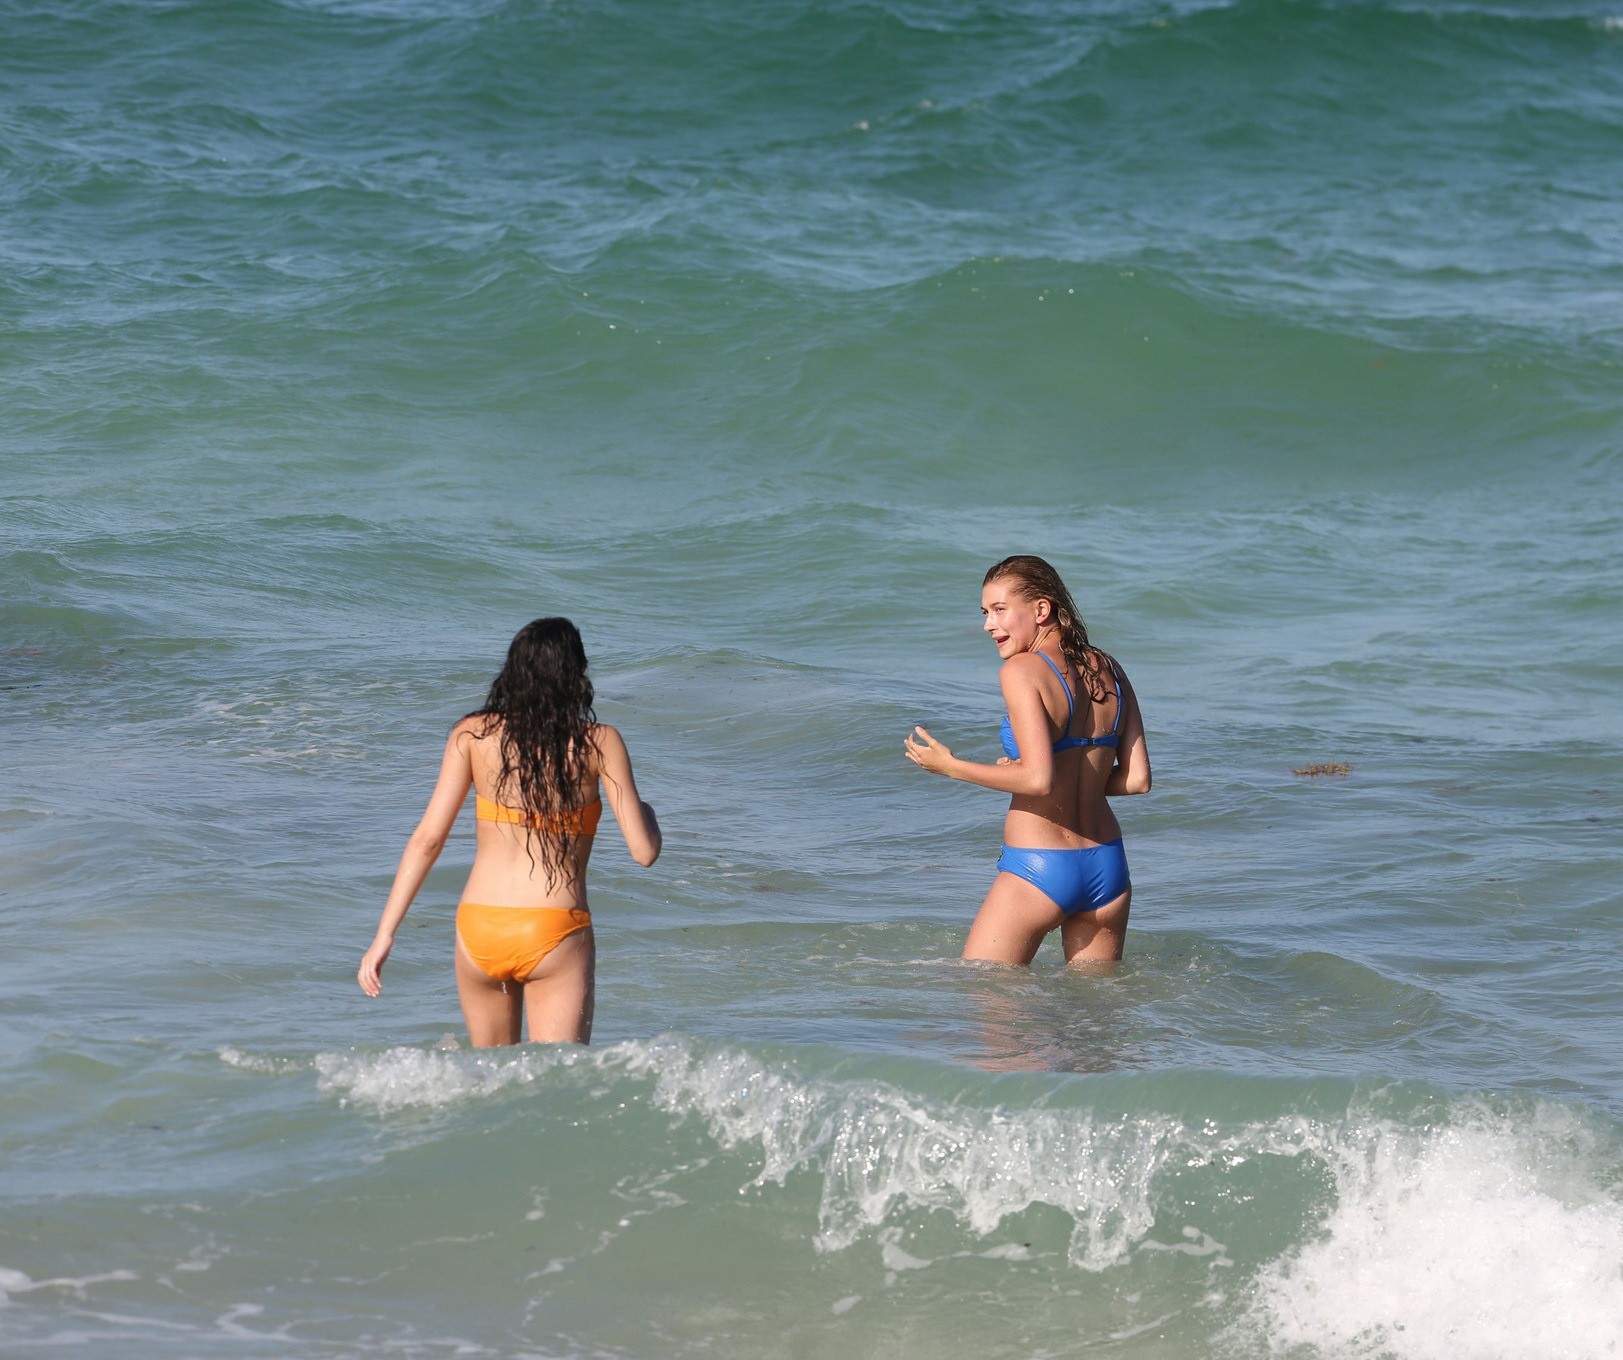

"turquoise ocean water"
[3, 1, 1621, 1355]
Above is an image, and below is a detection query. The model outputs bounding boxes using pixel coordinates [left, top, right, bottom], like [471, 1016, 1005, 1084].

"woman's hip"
[995, 840, 1130, 917]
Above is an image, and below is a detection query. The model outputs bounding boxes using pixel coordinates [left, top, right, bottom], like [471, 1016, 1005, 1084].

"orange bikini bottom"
[456, 901, 592, 983]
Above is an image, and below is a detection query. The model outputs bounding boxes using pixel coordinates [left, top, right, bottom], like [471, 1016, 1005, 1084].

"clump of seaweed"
[1293, 762, 1351, 777]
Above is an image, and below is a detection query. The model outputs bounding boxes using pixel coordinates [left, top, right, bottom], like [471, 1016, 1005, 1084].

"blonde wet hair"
[983, 554, 1111, 699]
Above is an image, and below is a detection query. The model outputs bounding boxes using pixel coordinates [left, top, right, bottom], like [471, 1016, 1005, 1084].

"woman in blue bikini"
[905, 555, 1151, 965]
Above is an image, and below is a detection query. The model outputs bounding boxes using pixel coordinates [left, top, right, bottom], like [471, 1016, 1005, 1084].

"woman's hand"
[358, 935, 393, 997]
[904, 726, 957, 778]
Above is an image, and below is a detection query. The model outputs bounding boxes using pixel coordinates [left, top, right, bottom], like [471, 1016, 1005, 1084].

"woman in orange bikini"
[357, 618, 661, 1045]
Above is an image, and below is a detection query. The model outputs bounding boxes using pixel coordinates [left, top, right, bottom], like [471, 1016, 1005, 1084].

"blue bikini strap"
[1035, 652, 1075, 732]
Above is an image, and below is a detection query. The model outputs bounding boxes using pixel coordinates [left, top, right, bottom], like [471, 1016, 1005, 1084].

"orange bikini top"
[475, 793, 602, 836]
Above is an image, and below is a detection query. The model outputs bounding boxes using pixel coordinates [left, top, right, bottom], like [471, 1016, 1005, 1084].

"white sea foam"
[615, 1036, 1191, 1270]
[0, 1266, 140, 1306]
[217, 1046, 300, 1075]
[0, 1266, 27, 1305]
[614, 1039, 1623, 1348]
[313, 1045, 581, 1114]
[311, 1035, 1187, 1268]
[306, 1034, 1623, 1351]
[1244, 1106, 1623, 1360]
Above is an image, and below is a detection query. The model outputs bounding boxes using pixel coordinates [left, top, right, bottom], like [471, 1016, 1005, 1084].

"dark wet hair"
[465, 617, 596, 880]
[983, 555, 1111, 699]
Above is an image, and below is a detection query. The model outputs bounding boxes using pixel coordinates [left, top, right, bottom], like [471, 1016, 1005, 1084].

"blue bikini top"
[999, 652, 1122, 760]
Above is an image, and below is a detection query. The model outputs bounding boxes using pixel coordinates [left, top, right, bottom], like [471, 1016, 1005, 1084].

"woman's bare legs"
[1061, 888, 1130, 965]
[455, 934, 522, 1046]
[522, 928, 595, 1044]
[963, 873, 1065, 965]
[455, 929, 595, 1046]
[963, 875, 1131, 967]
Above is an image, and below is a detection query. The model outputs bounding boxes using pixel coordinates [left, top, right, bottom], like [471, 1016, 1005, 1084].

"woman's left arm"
[358, 724, 475, 996]
[592, 723, 662, 867]
[1105, 667, 1151, 797]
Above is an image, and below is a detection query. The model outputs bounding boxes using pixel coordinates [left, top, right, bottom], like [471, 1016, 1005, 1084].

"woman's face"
[981, 578, 1049, 658]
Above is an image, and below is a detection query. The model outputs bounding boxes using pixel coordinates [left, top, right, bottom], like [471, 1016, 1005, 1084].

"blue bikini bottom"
[996, 840, 1130, 916]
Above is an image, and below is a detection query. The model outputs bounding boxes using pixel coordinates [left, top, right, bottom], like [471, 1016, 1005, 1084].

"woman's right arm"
[905, 653, 1058, 797]
[1105, 667, 1151, 797]
[593, 724, 661, 866]
[357, 723, 475, 996]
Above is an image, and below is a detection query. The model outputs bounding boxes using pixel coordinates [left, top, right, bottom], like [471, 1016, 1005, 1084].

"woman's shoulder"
[1092, 649, 1128, 684]
[450, 713, 496, 745]
[999, 651, 1054, 679]
[999, 650, 1067, 693]
[584, 720, 624, 749]
[581, 722, 630, 775]
[1090, 650, 1137, 707]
